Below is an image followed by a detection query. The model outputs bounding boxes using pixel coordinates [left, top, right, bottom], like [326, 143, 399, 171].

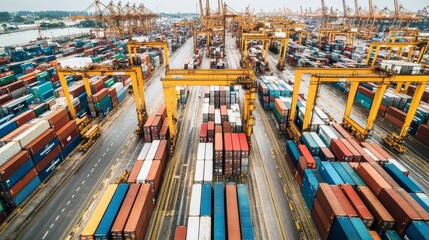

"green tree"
[0, 12, 11, 21]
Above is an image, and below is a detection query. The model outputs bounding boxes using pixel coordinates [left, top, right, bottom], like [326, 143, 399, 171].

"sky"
[0, 0, 424, 13]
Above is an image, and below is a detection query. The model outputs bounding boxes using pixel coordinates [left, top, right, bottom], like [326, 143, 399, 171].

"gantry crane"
[57, 65, 147, 133]
[287, 68, 429, 153]
[161, 69, 256, 145]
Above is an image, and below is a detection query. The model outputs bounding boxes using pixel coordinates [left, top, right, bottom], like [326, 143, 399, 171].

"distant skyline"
[0, 0, 424, 13]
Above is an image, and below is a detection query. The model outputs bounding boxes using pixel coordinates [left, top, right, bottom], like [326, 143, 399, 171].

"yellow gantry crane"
[57, 65, 147, 133]
[161, 69, 256, 144]
[288, 68, 429, 153]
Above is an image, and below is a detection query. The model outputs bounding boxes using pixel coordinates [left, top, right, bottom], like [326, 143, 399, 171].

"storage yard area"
[0, 0, 429, 239]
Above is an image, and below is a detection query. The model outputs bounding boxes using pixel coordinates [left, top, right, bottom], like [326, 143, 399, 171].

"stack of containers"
[142, 105, 167, 142]
[175, 86, 188, 104]
[194, 142, 213, 184]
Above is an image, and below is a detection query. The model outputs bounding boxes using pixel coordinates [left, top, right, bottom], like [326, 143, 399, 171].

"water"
[0, 27, 92, 47]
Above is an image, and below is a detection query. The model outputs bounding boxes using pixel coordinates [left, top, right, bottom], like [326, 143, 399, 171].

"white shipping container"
[197, 143, 206, 160]
[241, 158, 249, 175]
[198, 217, 211, 240]
[137, 143, 151, 160]
[205, 143, 213, 161]
[14, 119, 50, 148]
[194, 160, 204, 183]
[214, 109, 221, 125]
[186, 216, 200, 240]
[317, 125, 338, 147]
[136, 160, 153, 183]
[189, 184, 202, 216]
[310, 132, 327, 148]
[363, 148, 379, 162]
[0, 141, 21, 165]
[387, 158, 408, 176]
[203, 161, 213, 183]
[145, 140, 160, 161]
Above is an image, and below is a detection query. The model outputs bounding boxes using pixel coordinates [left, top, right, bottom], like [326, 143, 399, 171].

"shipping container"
[146, 160, 163, 204]
[194, 160, 204, 183]
[404, 221, 429, 240]
[330, 185, 358, 217]
[339, 184, 374, 228]
[197, 143, 206, 161]
[237, 184, 254, 240]
[174, 226, 187, 240]
[356, 162, 391, 196]
[136, 143, 151, 161]
[123, 184, 153, 240]
[186, 216, 200, 240]
[330, 162, 356, 187]
[214, 183, 226, 240]
[94, 184, 129, 239]
[136, 160, 152, 183]
[203, 161, 213, 183]
[330, 139, 353, 161]
[80, 184, 118, 240]
[13, 119, 50, 148]
[189, 184, 202, 217]
[145, 140, 160, 161]
[319, 161, 344, 185]
[111, 184, 140, 239]
[127, 161, 143, 183]
[226, 184, 241, 240]
[395, 188, 429, 221]
[200, 183, 212, 217]
[328, 217, 360, 240]
[383, 163, 422, 193]
[199, 217, 211, 240]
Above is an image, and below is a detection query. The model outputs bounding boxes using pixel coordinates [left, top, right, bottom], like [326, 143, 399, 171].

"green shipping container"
[113, 54, 124, 60]
[36, 71, 50, 81]
[33, 103, 48, 116]
[104, 78, 115, 88]
[92, 56, 102, 63]
[0, 74, 16, 86]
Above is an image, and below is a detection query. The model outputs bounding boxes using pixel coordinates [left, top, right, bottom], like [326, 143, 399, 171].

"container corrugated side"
[187, 217, 200, 240]
[189, 184, 202, 217]
[199, 217, 211, 240]
[0, 141, 21, 166]
[13, 119, 50, 148]
[214, 183, 226, 239]
[194, 160, 204, 183]
[137, 143, 151, 160]
[136, 160, 153, 183]
[145, 140, 160, 161]
[237, 184, 254, 240]
[203, 161, 213, 183]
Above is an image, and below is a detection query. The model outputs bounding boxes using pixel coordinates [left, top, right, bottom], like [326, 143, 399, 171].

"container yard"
[0, 0, 429, 239]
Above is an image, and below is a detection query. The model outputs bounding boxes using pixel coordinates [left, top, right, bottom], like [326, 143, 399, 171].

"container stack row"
[176, 183, 254, 240]
[80, 183, 154, 240]
[142, 104, 169, 142]
[194, 143, 213, 183]
[285, 122, 429, 239]
[0, 108, 81, 222]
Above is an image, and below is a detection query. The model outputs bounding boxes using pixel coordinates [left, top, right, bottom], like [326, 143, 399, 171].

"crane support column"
[58, 72, 76, 119]
[365, 82, 388, 131]
[302, 78, 318, 131]
[395, 82, 403, 93]
[129, 73, 143, 124]
[344, 82, 359, 117]
[82, 77, 96, 117]
[163, 85, 176, 137]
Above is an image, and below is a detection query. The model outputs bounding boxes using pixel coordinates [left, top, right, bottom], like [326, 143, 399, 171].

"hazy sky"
[0, 0, 424, 13]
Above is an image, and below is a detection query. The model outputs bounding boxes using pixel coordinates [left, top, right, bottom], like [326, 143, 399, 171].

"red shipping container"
[200, 123, 208, 143]
[330, 185, 358, 217]
[146, 160, 163, 204]
[238, 133, 249, 159]
[339, 184, 374, 228]
[368, 142, 392, 160]
[396, 188, 429, 221]
[159, 118, 169, 141]
[8, 168, 38, 198]
[231, 133, 241, 176]
[0, 150, 31, 181]
[332, 123, 353, 139]
[43, 109, 70, 133]
[156, 104, 167, 122]
[150, 116, 162, 141]
[24, 129, 56, 156]
[361, 142, 388, 163]
[297, 145, 316, 168]
[56, 120, 79, 148]
[127, 161, 143, 183]
[1, 124, 33, 143]
[356, 186, 395, 233]
[319, 147, 335, 161]
[311, 199, 331, 240]
[346, 139, 375, 163]
[92, 88, 109, 103]
[224, 133, 233, 176]
[223, 121, 231, 134]
[154, 140, 169, 171]
[339, 138, 362, 162]
[369, 163, 401, 189]
[143, 116, 155, 142]
[316, 183, 347, 221]
[379, 188, 421, 236]
[356, 162, 391, 196]
[330, 138, 353, 161]
[12, 110, 35, 127]
[0, 95, 11, 105]
[109, 184, 139, 239]
[174, 226, 187, 240]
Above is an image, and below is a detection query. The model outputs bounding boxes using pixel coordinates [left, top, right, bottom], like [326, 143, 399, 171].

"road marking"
[62, 208, 65, 213]
[87, 174, 90, 178]
[50, 224, 54, 228]
[111, 142, 114, 146]
[67, 201, 70, 205]
[72, 194, 75, 198]
[55, 215, 59, 221]
[82, 180, 85, 185]
[76, 187, 80, 192]
[94, 163, 97, 167]
[98, 159, 101, 162]
[106, 148, 110, 152]
[42, 231, 49, 239]
[103, 153, 106, 156]
[91, 168, 94, 173]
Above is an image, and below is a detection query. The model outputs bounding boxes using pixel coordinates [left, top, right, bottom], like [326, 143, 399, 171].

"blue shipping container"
[4, 158, 34, 189]
[13, 175, 41, 206]
[404, 221, 429, 240]
[62, 135, 82, 158]
[301, 132, 320, 156]
[237, 184, 254, 240]
[319, 161, 344, 185]
[339, 162, 366, 187]
[94, 183, 129, 239]
[331, 162, 356, 187]
[31, 137, 60, 164]
[0, 120, 17, 138]
[381, 230, 401, 240]
[200, 183, 212, 217]
[349, 217, 372, 240]
[328, 217, 360, 240]
[410, 193, 429, 212]
[214, 183, 226, 240]
[286, 141, 301, 166]
[383, 163, 423, 193]
[301, 184, 314, 210]
[38, 153, 64, 182]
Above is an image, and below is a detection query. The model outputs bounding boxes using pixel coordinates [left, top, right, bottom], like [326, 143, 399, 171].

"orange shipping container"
[111, 184, 141, 239]
[127, 161, 143, 183]
[226, 184, 241, 240]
